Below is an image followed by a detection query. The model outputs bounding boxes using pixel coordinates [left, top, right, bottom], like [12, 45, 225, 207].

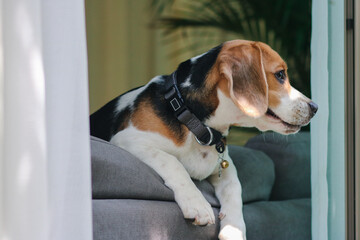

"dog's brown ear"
[219, 43, 268, 118]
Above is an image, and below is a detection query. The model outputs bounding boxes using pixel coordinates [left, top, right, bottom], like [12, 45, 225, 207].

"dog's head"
[215, 40, 317, 134]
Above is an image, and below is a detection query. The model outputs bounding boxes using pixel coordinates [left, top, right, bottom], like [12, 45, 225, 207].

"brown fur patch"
[217, 76, 230, 98]
[206, 62, 232, 101]
[259, 42, 292, 109]
[215, 43, 269, 117]
[268, 90, 281, 107]
[131, 98, 188, 146]
[208, 40, 294, 115]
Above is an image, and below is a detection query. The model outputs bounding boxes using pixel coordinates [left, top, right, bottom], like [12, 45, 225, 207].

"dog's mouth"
[265, 109, 300, 129]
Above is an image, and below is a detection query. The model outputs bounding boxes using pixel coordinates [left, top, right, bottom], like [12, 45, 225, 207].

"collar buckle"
[195, 126, 213, 146]
[165, 87, 186, 116]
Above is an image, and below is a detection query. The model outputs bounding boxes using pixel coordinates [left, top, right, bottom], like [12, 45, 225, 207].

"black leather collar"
[164, 72, 226, 153]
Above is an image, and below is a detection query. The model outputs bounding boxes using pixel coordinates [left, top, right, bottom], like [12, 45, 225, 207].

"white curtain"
[0, 0, 92, 239]
[311, 0, 347, 238]
[310, 0, 329, 239]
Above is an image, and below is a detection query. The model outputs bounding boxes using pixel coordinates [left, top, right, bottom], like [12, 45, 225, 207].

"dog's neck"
[173, 75, 247, 136]
[204, 89, 248, 135]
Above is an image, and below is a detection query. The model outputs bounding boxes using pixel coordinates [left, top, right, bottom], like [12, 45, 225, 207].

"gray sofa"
[91, 132, 311, 240]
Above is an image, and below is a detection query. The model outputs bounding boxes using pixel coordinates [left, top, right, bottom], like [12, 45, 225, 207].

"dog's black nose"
[308, 101, 318, 116]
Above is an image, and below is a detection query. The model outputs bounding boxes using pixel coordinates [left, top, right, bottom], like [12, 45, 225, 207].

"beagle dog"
[90, 40, 318, 240]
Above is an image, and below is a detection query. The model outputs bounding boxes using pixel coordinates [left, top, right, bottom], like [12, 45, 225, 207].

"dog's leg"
[111, 133, 215, 225]
[134, 148, 216, 225]
[209, 150, 246, 240]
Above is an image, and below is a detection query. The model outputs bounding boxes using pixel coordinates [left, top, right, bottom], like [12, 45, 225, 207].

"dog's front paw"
[219, 225, 246, 240]
[176, 195, 215, 226]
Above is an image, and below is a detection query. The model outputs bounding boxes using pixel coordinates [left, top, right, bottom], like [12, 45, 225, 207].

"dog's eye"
[274, 70, 286, 83]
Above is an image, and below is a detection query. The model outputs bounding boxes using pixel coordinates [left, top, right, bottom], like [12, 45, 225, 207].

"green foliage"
[150, 0, 311, 97]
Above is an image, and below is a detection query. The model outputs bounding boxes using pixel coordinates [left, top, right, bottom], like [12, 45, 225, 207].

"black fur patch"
[176, 44, 223, 121]
[90, 96, 120, 141]
[113, 107, 131, 132]
[90, 87, 142, 141]
[90, 44, 223, 141]
[176, 60, 192, 84]
[185, 44, 223, 89]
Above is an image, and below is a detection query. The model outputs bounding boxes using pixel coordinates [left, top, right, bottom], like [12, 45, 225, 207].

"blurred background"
[85, 0, 311, 145]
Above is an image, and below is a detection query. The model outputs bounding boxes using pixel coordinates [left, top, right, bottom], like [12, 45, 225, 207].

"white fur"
[111, 122, 245, 237]
[115, 76, 164, 114]
[190, 52, 207, 63]
[205, 90, 255, 131]
[110, 125, 217, 225]
[210, 155, 246, 239]
[115, 86, 145, 114]
[255, 86, 312, 135]
[275, 87, 311, 125]
[110, 87, 249, 239]
[109, 71, 313, 240]
[181, 74, 192, 88]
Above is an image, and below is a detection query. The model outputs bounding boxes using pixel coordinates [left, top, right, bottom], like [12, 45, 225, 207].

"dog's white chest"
[177, 142, 219, 181]
[111, 126, 221, 181]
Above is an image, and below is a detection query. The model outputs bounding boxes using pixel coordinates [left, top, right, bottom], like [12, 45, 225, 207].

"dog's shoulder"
[129, 76, 189, 146]
[89, 83, 148, 141]
[90, 75, 187, 143]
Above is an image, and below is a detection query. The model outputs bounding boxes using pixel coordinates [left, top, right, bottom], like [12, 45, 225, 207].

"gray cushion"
[91, 135, 310, 240]
[93, 199, 220, 240]
[92, 198, 310, 240]
[245, 132, 311, 200]
[244, 198, 311, 240]
[91, 137, 220, 207]
[91, 137, 275, 204]
[229, 145, 275, 203]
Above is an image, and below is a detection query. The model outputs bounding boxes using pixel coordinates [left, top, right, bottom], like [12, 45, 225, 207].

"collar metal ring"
[195, 126, 213, 146]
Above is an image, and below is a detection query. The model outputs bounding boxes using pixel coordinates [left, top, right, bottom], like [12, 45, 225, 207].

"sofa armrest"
[91, 136, 220, 207]
[91, 136, 276, 204]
